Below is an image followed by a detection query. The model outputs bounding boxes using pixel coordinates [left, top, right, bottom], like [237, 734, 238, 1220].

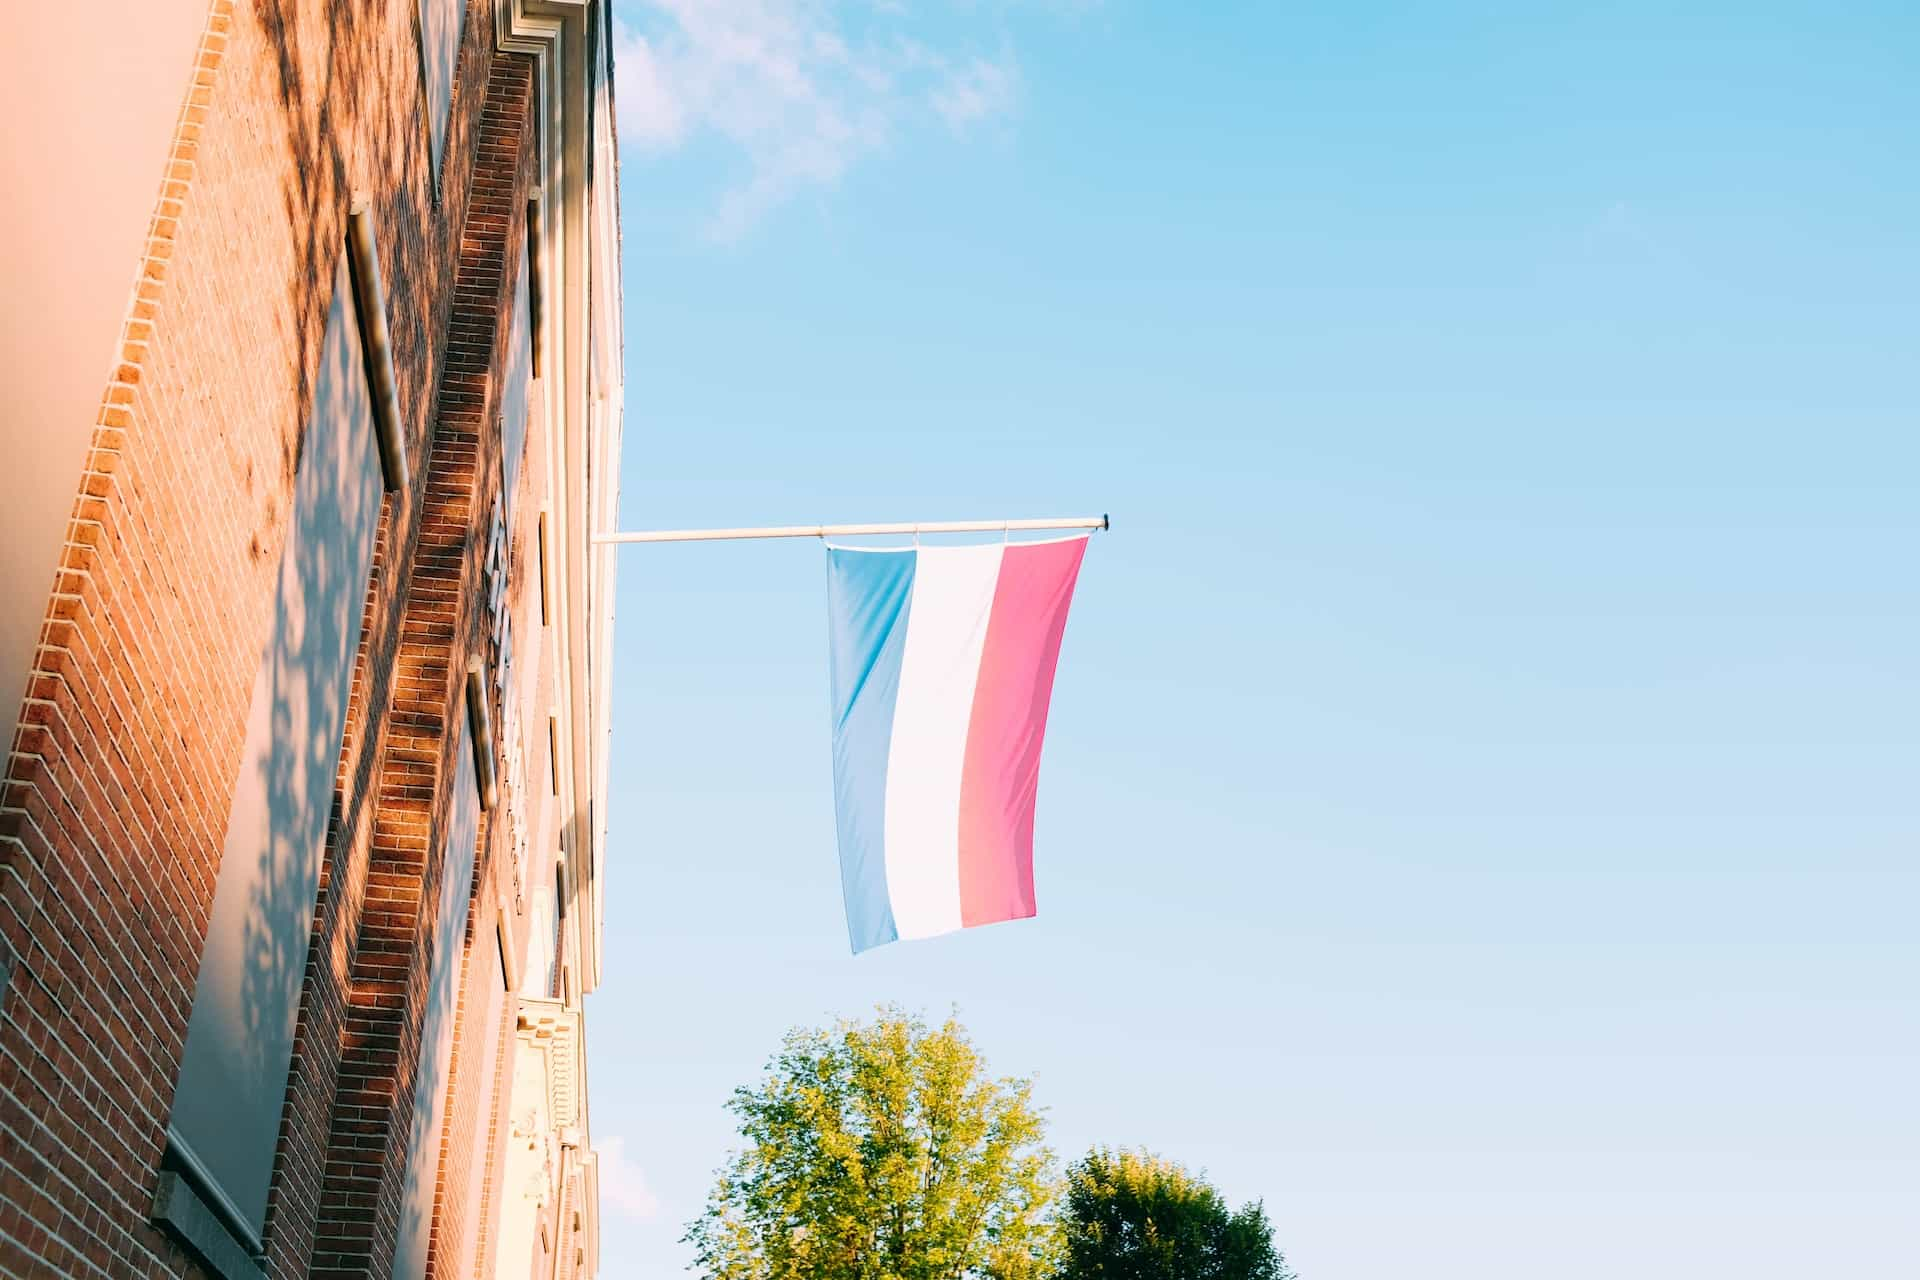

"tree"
[1056, 1149, 1292, 1280]
[685, 1008, 1060, 1279]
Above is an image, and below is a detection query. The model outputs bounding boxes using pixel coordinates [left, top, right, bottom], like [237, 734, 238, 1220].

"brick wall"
[0, 1, 555, 1276]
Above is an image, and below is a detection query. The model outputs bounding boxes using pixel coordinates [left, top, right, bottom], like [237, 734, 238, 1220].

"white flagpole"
[591, 515, 1110, 545]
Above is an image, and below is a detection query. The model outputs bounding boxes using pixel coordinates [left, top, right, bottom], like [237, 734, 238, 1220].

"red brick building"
[0, 2, 622, 1276]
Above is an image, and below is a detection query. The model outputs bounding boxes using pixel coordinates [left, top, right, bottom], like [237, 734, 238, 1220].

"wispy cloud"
[613, 1, 1022, 238]
[930, 54, 1019, 132]
[595, 1135, 661, 1221]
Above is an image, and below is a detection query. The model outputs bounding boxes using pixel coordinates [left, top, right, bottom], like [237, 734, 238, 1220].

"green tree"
[685, 1008, 1060, 1279]
[1056, 1149, 1292, 1280]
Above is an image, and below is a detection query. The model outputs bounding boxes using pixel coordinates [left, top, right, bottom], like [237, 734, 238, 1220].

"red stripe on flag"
[957, 537, 1088, 929]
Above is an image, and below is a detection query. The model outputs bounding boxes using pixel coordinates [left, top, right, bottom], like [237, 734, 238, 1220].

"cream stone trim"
[517, 997, 582, 1128]
[492, 0, 619, 1004]
[485, 9, 614, 1270]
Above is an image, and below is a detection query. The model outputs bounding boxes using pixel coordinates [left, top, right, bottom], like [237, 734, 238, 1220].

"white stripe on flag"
[883, 543, 1004, 940]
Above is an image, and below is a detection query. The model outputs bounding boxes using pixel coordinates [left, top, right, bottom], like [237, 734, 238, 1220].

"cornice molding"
[490, 16, 615, 1268]
[517, 995, 583, 1131]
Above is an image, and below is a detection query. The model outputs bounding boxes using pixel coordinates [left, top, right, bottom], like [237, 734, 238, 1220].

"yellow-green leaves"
[685, 1008, 1061, 1280]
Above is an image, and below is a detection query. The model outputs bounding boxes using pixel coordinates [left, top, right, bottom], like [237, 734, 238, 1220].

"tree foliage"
[1056, 1149, 1291, 1280]
[685, 1008, 1060, 1280]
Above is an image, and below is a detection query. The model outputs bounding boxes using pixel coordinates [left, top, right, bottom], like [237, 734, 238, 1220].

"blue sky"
[588, 3, 1919, 1276]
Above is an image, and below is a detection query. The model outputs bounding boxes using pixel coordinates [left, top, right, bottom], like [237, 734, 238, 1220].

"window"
[418, 0, 465, 181]
[392, 720, 482, 1279]
[500, 242, 532, 512]
[555, 866, 569, 1004]
[523, 875, 559, 1000]
[162, 254, 386, 1260]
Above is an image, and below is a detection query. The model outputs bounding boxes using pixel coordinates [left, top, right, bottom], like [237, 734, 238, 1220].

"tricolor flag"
[826, 536, 1088, 953]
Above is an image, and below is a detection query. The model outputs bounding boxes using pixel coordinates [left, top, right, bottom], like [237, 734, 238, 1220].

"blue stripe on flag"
[826, 547, 917, 952]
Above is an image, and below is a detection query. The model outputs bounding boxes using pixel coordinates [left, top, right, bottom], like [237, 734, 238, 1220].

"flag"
[826, 536, 1088, 952]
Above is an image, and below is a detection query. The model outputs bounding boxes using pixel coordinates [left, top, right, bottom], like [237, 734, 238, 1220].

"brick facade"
[0, 2, 617, 1277]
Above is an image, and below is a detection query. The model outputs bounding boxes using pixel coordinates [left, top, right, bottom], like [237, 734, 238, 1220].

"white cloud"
[614, 28, 687, 147]
[612, 1, 1021, 237]
[595, 1135, 661, 1221]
